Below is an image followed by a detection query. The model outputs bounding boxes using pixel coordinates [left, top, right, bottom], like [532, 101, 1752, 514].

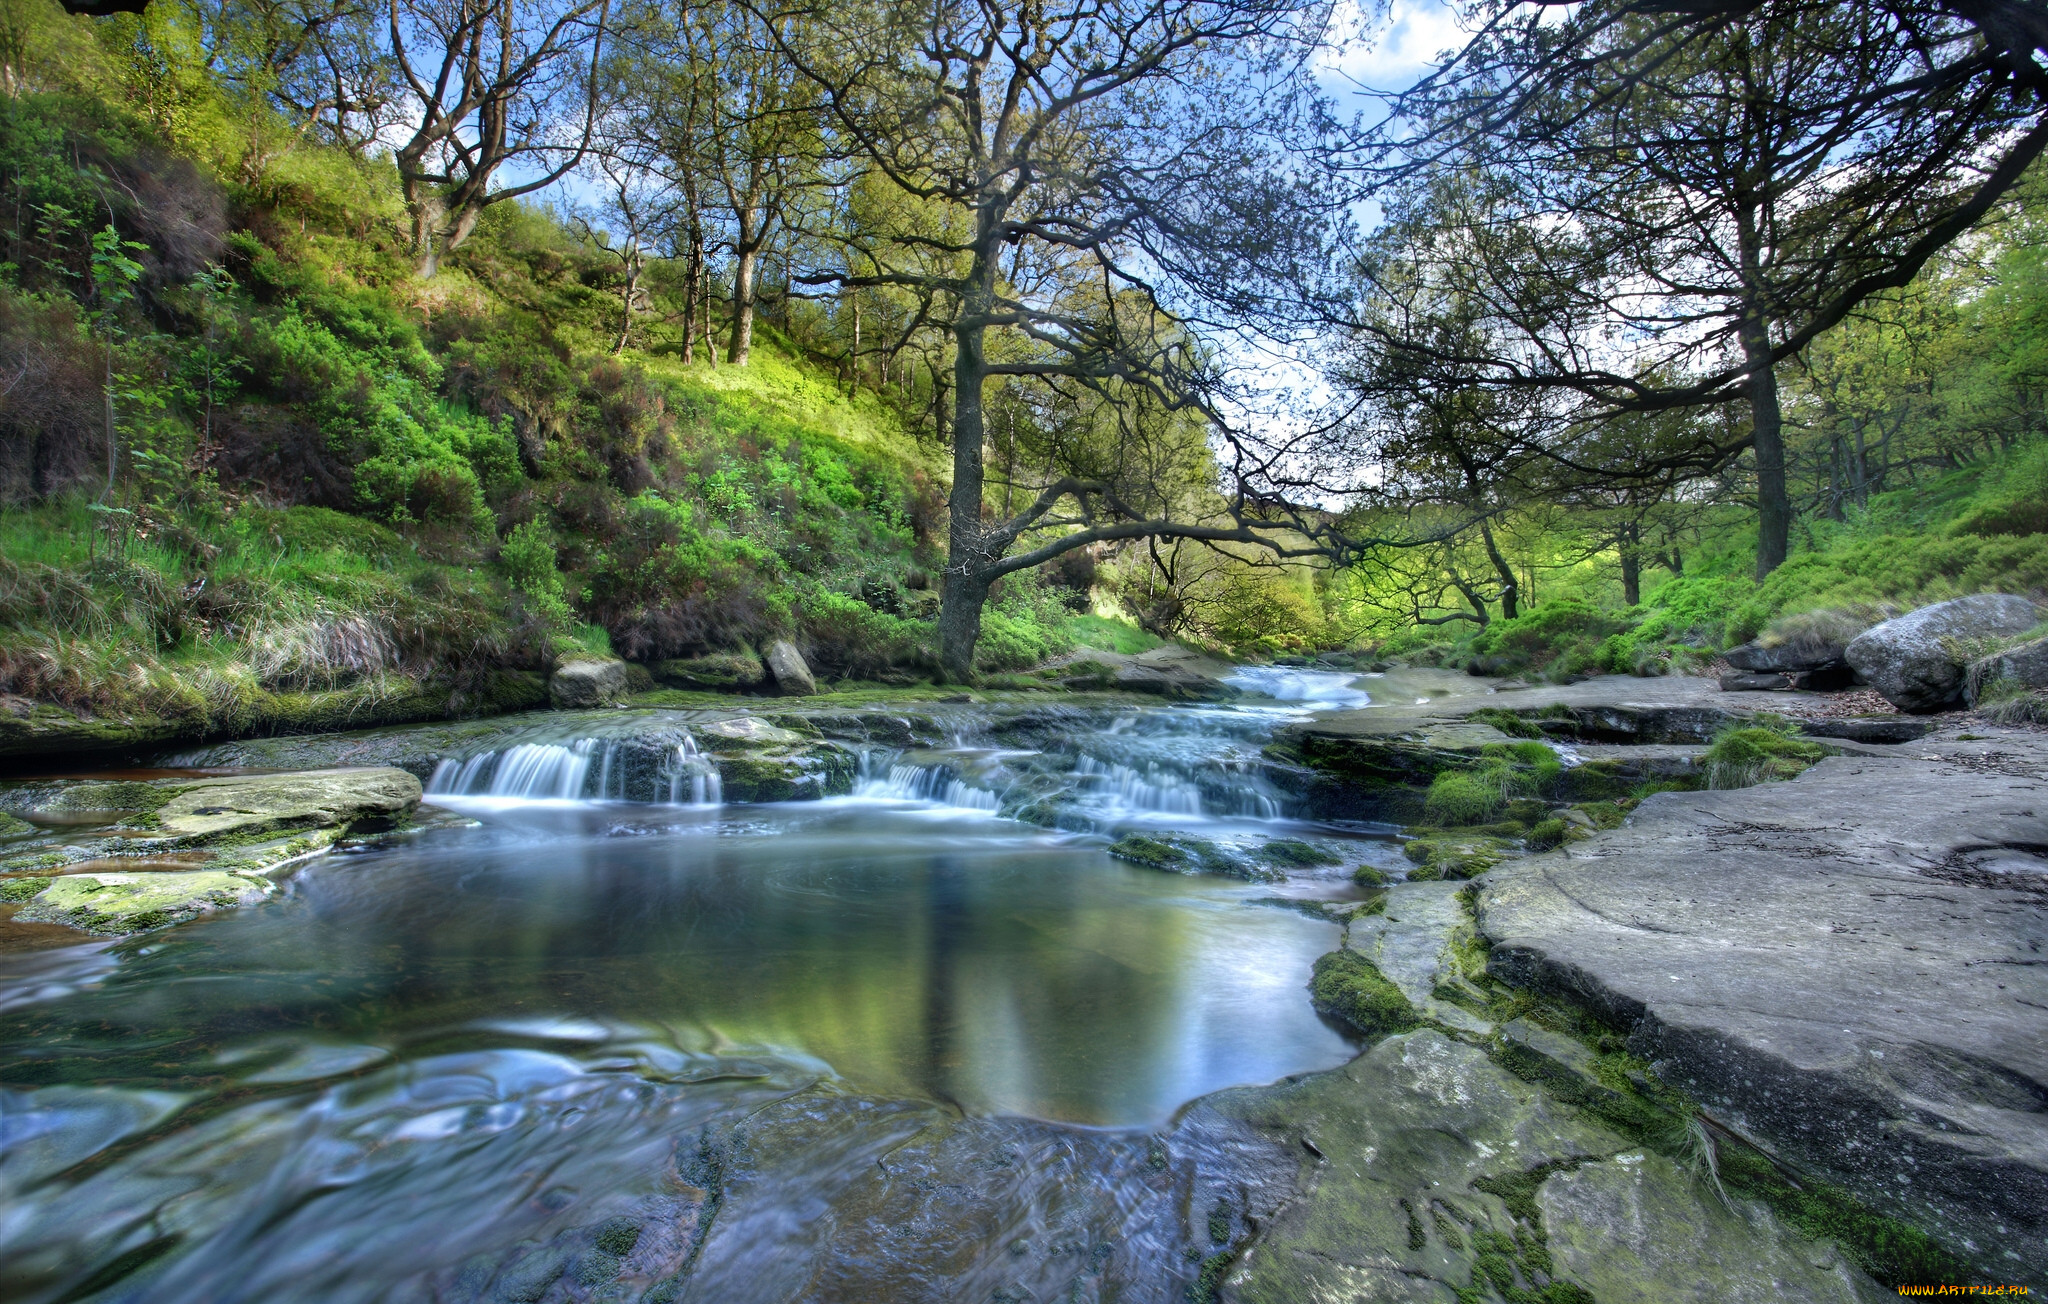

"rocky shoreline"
[0, 656, 2040, 1298]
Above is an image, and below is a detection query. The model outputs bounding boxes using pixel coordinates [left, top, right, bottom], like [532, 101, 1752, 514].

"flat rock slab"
[152, 768, 422, 840]
[1540, 1152, 1889, 1304]
[15, 870, 273, 934]
[1201, 1031, 1877, 1304]
[1347, 881, 1490, 1032]
[1477, 728, 2048, 1279]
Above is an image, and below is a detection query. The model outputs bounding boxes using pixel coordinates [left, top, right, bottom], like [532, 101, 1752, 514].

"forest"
[0, 0, 2043, 724]
[1, 1, 2046, 1299]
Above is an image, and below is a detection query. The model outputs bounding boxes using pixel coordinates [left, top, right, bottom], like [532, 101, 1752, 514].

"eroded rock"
[1477, 730, 2048, 1280]
[651, 652, 767, 694]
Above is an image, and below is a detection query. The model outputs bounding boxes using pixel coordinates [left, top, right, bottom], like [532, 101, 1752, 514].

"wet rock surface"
[0, 767, 423, 934]
[1477, 728, 2048, 1280]
[1200, 1030, 1884, 1304]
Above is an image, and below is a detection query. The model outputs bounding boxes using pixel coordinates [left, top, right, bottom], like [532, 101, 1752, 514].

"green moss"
[1403, 835, 1515, 880]
[1, 875, 53, 901]
[1351, 863, 1388, 887]
[1524, 819, 1568, 851]
[1468, 707, 1548, 740]
[1259, 838, 1340, 868]
[1310, 949, 1420, 1036]
[1188, 1249, 1236, 1304]
[1425, 771, 1503, 824]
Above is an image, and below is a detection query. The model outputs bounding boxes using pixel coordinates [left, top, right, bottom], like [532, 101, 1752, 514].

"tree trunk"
[1743, 320, 1791, 578]
[410, 189, 447, 278]
[1479, 520, 1518, 620]
[728, 246, 758, 365]
[937, 251, 995, 683]
[680, 241, 700, 366]
[1618, 522, 1641, 606]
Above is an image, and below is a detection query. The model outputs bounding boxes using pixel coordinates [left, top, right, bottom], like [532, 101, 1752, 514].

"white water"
[852, 755, 1003, 812]
[426, 734, 723, 806]
[428, 740, 599, 800]
[1072, 754, 1205, 817]
[1223, 666, 1374, 712]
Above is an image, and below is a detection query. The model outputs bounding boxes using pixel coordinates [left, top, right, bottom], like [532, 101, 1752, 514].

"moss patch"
[1310, 949, 1420, 1036]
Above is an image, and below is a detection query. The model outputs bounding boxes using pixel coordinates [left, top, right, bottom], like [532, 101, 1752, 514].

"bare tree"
[578, 139, 674, 354]
[385, 0, 610, 275]
[748, 0, 1364, 679]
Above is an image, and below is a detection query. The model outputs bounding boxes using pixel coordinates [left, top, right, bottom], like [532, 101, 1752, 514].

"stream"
[0, 669, 1473, 1304]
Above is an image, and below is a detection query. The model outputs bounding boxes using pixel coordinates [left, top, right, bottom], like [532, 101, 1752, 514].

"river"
[0, 668, 1471, 1303]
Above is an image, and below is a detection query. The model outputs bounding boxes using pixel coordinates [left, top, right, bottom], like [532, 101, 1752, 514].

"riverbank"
[0, 666, 2037, 1301]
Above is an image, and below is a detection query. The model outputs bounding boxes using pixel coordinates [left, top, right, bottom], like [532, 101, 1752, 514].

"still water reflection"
[0, 776, 1362, 1301]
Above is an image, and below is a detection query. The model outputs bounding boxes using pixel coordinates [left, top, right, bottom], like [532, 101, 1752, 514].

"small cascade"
[664, 734, 724, 806]
[1073, 754, 1204, 816]
[1223, 666, 1373, 711]
[428, 740, 607, 800]
[853, 753, 1002, 812]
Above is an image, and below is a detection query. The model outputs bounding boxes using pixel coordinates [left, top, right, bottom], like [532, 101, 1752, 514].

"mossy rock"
[1524, 818, 1569, 851]
[714, 746, 855, 802]
[1259, 838, 1341, 868]
[1107, 834, 1280, 882]
[0, 811, 38, 837]
[697, 716, 807, 749]
[1309, 949, 1420, 1036]
[1351, 863, 1389, 887]
[148, 768, 422, 842]
[1, 874, 53, 901]
[653, 652, 767, 693]
[0, 780, 174, 818]
[15, 870, 273, 935]
[1403, 835, 1516, 880]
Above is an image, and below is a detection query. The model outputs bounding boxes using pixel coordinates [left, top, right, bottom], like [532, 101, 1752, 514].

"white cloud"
[1316, 0, 1469, 92]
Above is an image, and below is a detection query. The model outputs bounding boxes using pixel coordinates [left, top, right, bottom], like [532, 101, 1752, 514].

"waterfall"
[853, 753, 1001, 812]
[1073, 754, 1204, 816]
[664, 735, 723, 806]
[428, 740, 603, 800]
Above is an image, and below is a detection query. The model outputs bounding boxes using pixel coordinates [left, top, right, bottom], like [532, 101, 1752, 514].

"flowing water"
[0, 669, 1435, 1304]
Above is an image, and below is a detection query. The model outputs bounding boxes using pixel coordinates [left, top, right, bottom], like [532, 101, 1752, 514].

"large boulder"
[1844, 594, 2040, 712]
[548, 657, 628, 708]
[763, 640, 818, 696]
[1966, 634, 2048, 706]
